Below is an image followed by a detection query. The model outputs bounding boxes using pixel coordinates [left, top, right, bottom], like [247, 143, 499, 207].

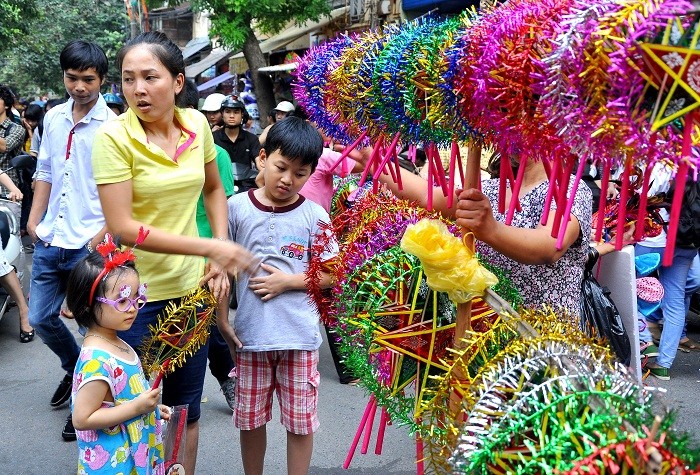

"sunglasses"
[95, 292, 148, 312]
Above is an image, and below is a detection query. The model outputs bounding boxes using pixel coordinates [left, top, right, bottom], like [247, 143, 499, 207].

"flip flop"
[678, 338, 700, 353]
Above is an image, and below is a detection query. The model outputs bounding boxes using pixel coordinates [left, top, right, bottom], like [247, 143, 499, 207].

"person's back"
[225, 117, 336, 475]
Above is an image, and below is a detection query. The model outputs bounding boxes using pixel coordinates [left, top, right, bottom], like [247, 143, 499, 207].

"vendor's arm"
[72, 380, 161, 431]
[97, 179, 256, 276]
[455, 188, 581, 265]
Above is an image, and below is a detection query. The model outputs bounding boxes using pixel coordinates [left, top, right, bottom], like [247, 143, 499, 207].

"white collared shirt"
[35, 96, 116, 248]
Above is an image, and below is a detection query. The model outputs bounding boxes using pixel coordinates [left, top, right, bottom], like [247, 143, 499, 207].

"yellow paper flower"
[400, 219, 498, 302]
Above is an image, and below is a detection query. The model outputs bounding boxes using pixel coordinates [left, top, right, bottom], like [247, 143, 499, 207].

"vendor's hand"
[7, 189, 22, 202]
[200, 261, 230, 301]
[606, 181, 619, 200]
[134, 387, 161, 416]
[208, 240, 259, 277]
[157, 404, 172, 422]
[248, 263, 290, 301]
[454, 188, 498, 239]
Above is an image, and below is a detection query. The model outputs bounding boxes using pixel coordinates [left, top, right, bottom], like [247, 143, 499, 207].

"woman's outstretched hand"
[207, 240, 260, 278]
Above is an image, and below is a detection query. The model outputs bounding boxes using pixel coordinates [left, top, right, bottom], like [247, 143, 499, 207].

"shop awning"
[186, 48, 234, 78]
[182, 37, 211, 61]
[197, 71, 235, 92]
[258, 63, 298, 72]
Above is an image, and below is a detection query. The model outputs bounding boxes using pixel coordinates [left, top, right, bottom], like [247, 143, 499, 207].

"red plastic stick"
[551, 160, 574, 239]
[416, 429, 425, 475]
[358, 137, 383, 187]
[556, 157, 587, 249]
[595, 161, 610, 242]
[171, 406, 188, 461]
[152, 359, 170, 389]
[447, 141, 458, 209]
[615, 160, 632, 250]
[430, 143, 449, 196]
[329, 129, 369, 173]
[373, 133, 401, 181]
[393, 148, 403, 191]
[541, 157, 561, 226]
[427, 148, 434, 211]
[343, 395, 376, 469]
[374, 407, 389, 455]
[634, 164, 654, 242]
[505, 155, 527, 225]
[360, 397, 378, 454]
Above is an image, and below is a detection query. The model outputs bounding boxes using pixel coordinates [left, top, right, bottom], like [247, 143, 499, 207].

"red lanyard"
[65, 125, 77, 161]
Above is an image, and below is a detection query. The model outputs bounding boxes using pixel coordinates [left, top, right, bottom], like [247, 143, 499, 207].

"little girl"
[66, 237, 170, 474]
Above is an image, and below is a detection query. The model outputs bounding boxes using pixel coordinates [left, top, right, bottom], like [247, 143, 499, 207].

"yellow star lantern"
[640, 20, 700, 131]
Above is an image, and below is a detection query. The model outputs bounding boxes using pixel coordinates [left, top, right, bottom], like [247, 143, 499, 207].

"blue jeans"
[119, 298, 210, 422]
[636, 245, 700, 368]
[644, 256, 700, 340]
[28, 242, 87, 375]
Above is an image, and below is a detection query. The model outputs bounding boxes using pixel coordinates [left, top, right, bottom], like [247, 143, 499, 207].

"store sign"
[229, 57, 249, 75]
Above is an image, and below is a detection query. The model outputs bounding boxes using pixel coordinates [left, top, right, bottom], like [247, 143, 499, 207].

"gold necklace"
[86, 333, 131, 354]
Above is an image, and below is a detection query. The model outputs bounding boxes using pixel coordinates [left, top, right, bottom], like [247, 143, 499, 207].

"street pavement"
[0, 253, 699, 474]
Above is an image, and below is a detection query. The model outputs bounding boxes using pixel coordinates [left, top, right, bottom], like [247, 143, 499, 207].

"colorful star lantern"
[140, 287, 218, 384]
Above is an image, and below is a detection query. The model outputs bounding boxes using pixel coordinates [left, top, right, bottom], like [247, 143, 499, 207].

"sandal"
[19, 329, 35, 343]
[678, 337, 700, 353]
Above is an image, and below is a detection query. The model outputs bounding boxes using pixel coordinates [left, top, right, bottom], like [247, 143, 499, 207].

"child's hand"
[7, 188, 22, 202]
[133, 387, 162, 416]
[248, 263, 291, 301]
[157, 404, 172, 422]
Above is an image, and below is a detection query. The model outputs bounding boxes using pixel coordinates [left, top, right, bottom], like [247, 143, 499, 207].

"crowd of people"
[1, 28, 698, 475]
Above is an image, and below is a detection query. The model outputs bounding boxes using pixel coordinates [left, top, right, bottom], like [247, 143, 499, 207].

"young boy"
[26, 40, 113, 441]
[223, 117, 336, 475]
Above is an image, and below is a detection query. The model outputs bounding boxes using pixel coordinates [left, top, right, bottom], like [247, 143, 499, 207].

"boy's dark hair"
[0, 85, 15, 111]
[117, 31, 185, 102]
[24, 103, 44, 122]
[66, 251, 137, 329]
[60, 40, 108, 79]
[264, 117, 322, 171]
[289, 105, 309, 121]
[177, 78, 199, 109]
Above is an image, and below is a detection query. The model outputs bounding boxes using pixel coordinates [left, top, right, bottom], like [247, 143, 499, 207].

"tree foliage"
[0, 0, 39, 49]
[191, 0, 331, 51]
[189, 0, 331, 121]
[0, 0, 127, 98]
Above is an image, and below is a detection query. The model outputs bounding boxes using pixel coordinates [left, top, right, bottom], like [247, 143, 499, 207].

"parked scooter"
[0, 153, 35, 323]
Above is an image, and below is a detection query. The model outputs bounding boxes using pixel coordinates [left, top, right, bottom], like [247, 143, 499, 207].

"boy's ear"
[256, 149, 266, 170]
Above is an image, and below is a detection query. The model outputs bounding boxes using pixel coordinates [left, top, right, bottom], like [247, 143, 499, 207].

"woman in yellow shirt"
[92, 31, 254, 474]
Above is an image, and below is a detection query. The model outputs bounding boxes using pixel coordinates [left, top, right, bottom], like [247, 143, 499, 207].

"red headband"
[88, 227, 149, 305]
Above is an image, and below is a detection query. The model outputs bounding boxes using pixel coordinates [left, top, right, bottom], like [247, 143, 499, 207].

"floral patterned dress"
[477, 177, 592, 315]
[71, 347, 165, 475]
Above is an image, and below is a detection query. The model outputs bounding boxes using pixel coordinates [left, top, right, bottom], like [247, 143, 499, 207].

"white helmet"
[201, 93, 227, 112]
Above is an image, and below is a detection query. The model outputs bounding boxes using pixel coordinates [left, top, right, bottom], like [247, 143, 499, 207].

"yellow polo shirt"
[92, 107, 217, 302]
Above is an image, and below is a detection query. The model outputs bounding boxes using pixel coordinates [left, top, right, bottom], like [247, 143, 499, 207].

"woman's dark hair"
[66, 251, 138, 329]
[289, 105, 308, 121]
[177, 78, 199, 109]
[264, 116, 323, 171]
[117, 31, 185, 101]
[0, 85, 15, 111]
[59, 40, 108, 79]
[24, 104, 44, 123]
[486, 151, 519, 179]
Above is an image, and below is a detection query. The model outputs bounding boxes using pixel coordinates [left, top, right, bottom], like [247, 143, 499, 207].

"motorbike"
[0, 153, 35, 323]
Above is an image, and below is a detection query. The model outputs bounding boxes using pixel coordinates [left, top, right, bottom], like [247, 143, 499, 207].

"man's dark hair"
[24, 103, 44, 122]
[177, 79, 199, 109]
[0, 85, 15, 111]
[264, 116, 322, 172]
[60, 40, 109, 79]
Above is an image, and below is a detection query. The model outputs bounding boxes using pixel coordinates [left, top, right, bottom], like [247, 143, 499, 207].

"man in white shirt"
[26, 40, 114, 442]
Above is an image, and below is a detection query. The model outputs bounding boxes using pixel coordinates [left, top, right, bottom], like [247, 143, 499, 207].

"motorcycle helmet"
[103, 93, 124, 113]
[221, 96, 250, 123]
[201, 93, 227, 112]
